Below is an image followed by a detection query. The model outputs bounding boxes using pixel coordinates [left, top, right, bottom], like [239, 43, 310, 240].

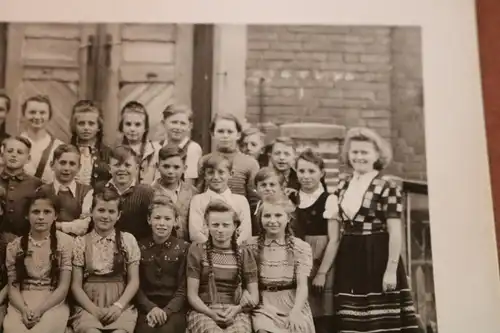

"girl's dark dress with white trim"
[333, 172, 420, 333]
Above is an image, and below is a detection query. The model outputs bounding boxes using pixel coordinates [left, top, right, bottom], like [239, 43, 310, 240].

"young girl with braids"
[70, 100, 112, 187]
[118, 101, 161, 185]
[248, 194, 315, 333]
[186, 199, 259, 333]
[71, 187, 141, 333]
[288, 148, 337, 333]
[135, 197, 190, 333]
[3, 190, 74, 333]
[20, 95, 64, 184]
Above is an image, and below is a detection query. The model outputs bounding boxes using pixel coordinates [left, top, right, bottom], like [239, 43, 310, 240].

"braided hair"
[90, 187, 127, 276]
[15, 190, 61, 290]
[70, 99, 104, 149]
[256, 194, 297, 285]
[203, 199, 243, 304]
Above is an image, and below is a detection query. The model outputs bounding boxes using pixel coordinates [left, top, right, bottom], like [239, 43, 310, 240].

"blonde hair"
[341, 127, 392, 171]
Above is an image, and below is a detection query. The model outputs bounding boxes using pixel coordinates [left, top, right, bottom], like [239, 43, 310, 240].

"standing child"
[268, 137, 300, 194]
[135, 197, 190, 333]
[198, 114, 259, 204]
[0, 90, 11, 145]
[118, 101, 161, 185]
[3, 191, 74, 333]
[251, 166, 295, 236]
[95, 145, 154, 240]
[240, 127, 268, 168]
[189, 154, 251, 244]
[71, 187, 141, 333]
[70, 100, 112, 187]
[186, 199, 259, 333]
[290, 148, 338, 333]
[38, 144, 93, 237]
[20, 95, 64, 184]
[151, 145, 198, 241]
[0, 137, 42, 243]
[159, 104, 202, 186]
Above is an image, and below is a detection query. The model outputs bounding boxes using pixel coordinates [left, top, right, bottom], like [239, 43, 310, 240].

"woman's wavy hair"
[340, 127, 393, 171]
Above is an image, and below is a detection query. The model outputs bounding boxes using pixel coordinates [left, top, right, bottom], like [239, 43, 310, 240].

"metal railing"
[401, 180, 437, 333]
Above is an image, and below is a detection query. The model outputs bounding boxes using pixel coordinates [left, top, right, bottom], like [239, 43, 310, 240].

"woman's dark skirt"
[333, 232, 421, 333]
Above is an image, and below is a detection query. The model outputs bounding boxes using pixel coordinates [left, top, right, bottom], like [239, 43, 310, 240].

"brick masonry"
[245, 25, 426, 181]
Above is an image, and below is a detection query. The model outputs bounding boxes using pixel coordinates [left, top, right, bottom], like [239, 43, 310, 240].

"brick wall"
[245, 25, 426, 180]
[390, 28, 426, 181]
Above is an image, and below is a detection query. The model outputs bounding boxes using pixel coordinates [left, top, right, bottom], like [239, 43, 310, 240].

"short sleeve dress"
[333, 172, 420, 333]
[3, 231, 74, 333]
[71, 229, 141, 333]
[186, 242, 257, 333]
[248, 236, 316, 333]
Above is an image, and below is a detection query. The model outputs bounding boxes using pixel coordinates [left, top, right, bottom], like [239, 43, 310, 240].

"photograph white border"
[2, 1, 500, 332]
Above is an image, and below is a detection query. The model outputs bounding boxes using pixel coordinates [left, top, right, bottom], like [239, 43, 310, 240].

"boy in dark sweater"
[95, 145, 154, 240]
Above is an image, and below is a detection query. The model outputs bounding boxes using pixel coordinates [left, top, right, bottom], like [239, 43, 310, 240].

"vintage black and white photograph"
[0, 22, 434, 333]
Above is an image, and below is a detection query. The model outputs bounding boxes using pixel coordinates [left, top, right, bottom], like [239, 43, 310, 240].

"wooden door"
[4, 23, 98, 142]
[99, 23, 193, 146]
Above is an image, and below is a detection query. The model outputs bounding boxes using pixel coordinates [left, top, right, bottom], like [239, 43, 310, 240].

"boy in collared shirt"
[94, 145, 154, 240]
[269, 137, 300, 196]
[38, 144, 93, 236]
[0, 136, 42, 242]
[188, 153, 251, 244]
[151, 145, 198, 241]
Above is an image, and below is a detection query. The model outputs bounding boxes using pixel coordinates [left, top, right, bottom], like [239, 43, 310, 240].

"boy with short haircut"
[158, 104, 202, 186]
[240, 126, 269, 168]
[188, 153, 251, 244]
[269, 136, 300, 192]
[38, 144, 93, 236]
[0, 136, 42, 242]
[94, 145, 154, 240]
[152, 144, 198, 240]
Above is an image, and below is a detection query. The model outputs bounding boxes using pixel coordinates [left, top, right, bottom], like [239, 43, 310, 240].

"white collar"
[352, 170, 379, 182]
[206, 188, 232, 200]
[163, 137, 189, 149]
[299, 184, 324, 200]
[53, 179, 77, 197]
[106, 179, 136, 195]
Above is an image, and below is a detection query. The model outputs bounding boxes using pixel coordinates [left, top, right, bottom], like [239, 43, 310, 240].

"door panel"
[4, 23, 97, 141]
[100, 23, 193, 145]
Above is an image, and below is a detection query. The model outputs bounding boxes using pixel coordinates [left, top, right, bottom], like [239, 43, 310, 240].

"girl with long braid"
[117, 101, 161, 185]
[248, 194, 316, 333]
[70, 100, 112, 187]
[71, 187, 141, 333]
[186, 199, 259, 333]
[3, 191, 74, 333]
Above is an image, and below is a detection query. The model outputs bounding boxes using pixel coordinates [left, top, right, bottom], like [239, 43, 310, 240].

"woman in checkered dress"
[332, 127, 420, 333]
[186, 199, 259, 333]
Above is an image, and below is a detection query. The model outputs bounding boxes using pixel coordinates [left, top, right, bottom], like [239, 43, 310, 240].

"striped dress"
[333, 172, 420, 333]
[186, 242, 257, 333]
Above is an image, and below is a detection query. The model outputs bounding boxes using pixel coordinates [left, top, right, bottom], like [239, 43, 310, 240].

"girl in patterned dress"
[71, 187, 141, 333]
[186, 199, 259, 333]
[3, 190, 74, 333]
[118, 101, 161, 185]
[70, 100, 112, 187]
[248, 194, 315, 333]
[289, 148, 337, 333]
[333, 127, 419, 333]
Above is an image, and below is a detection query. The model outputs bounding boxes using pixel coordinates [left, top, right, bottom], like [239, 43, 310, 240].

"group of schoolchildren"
[0, 91, 422, 333]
